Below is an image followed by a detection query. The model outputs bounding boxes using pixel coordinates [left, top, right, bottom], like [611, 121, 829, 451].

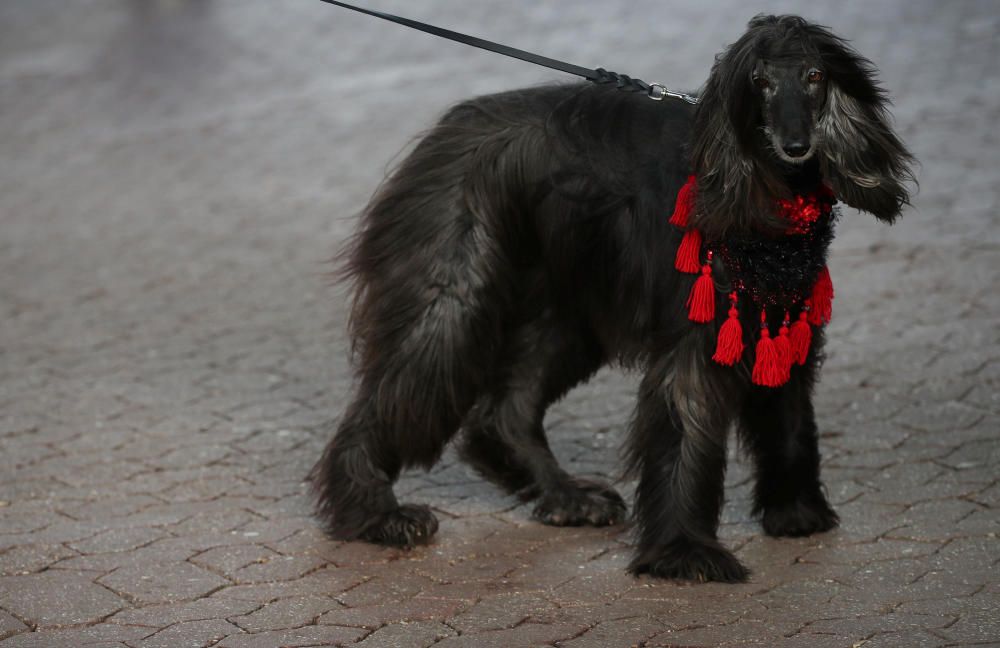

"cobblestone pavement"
[1, 0, 998, 646]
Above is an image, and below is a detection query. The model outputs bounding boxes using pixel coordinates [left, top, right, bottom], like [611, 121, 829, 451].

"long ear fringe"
[689, 35, 786, 238]
[819, 83, 916, 223]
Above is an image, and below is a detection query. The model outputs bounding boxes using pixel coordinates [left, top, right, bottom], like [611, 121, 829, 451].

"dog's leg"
[458, 312, 625, 527]
[312, 316, 496, 547]
[313, 255, 504, 547]
[739, 365, 839, 537]
[626, 345, 749, 582]
[311, 395, 440, 547]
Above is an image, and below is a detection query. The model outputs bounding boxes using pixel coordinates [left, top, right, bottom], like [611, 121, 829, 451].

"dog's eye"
[753, 76, 770, 90]
[807, 68, 825, 83]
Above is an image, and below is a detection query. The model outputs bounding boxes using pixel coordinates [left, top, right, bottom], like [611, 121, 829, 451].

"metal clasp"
[648, 83, 699, 104]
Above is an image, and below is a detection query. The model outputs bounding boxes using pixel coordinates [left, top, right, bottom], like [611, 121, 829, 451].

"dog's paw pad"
[532, 478, 627, 527]
[762, 495, 839, 537]
[629, 540, 749, 583]
[360, 504, 439, 547]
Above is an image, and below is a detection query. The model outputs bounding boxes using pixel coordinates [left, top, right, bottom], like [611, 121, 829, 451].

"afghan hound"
[311, 14, 914, 582]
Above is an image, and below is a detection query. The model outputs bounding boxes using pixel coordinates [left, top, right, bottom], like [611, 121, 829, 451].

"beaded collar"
[669, 175, 837, 387]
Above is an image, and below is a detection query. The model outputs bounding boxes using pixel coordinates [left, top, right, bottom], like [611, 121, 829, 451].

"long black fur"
[311, 15, 915, 581]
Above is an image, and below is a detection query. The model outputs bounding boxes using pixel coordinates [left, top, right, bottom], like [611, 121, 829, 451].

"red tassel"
[712, 292, 744, 366]
[686, 251, 715, 323]
[774, 314, 792, 383]
[669, 175, 696, 227]
[752, 312, 784, 387]
[674, 228, 702, 274]
[808, 266, 834, 325]
[789, 306, 812, 365]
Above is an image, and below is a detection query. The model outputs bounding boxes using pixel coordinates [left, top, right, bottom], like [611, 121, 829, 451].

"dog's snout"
[782, 140, 810, 158]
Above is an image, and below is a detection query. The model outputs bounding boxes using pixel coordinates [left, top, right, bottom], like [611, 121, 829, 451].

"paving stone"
[411, 580, 519, 602]
[231, 595, 342, 632]
[97, 562, 230, 605]
[619, 592, 763, 630]
[0, 544, 78, 577]
[164, 510, 262, 537]
[892, 402, 986, 435]
[68, 527, 167, 555]
[229, 553, 328, 585]
[334, 573, 438, 608]
[449, 593, 559, 633]
[764, 633, 877, 648]
[0, 624, 151, 648]
[0, 571, 128, 627]
[133, 619, 245, 648]
[654, 616, 807, 647]
[215, 624, 367, 648]
[352, 620, 456, 648]
[209, 567, 366, 602]
[190, 545, 281, 577]
[0, 611, 27, 642]
[316, 597, 468, 630]
[0, 508, 62, 536]
[49, 539, 200, 572]
[434, 622, 590, 648]
[933, 610, 1000, 644]
[797, 539, 941, 566]
[804, 613, 957, 637]
[108, 598, 263, 627]
[56, 495, 161, 523]
[558, 615, 668, 648]
[857, 630, 949, 648]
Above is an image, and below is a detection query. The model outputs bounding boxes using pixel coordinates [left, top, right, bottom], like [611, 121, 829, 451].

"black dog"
[312, 15, 914, 582]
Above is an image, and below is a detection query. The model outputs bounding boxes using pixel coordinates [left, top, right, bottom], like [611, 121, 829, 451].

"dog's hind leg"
[311, 395, 440, 547]
[739, 359, 839, 537]
[458, 309, 626, 527]
[311, 296, 498, 547]
[626, 340, 749, 583]
[311, 260, 509, 545]
[313, 210, 512, 547]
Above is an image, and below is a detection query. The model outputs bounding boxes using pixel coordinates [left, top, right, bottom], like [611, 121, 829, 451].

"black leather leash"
[318, 0, 698, 104]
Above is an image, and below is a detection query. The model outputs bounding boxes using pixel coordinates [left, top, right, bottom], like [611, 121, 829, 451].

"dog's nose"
[782, 141, 810, 158]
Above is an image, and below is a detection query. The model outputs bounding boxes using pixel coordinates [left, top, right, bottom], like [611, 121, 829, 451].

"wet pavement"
[1, 0, 998, 646]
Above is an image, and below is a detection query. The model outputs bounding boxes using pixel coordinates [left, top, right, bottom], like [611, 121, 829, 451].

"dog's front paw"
[532, 478, 626, 527]
[359, 504, 439, 547]
[761, 492, 839, 537]
[629, 538, 749, 583]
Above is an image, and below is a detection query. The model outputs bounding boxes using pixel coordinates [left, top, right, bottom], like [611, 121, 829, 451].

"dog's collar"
[668, 175, 836, 388]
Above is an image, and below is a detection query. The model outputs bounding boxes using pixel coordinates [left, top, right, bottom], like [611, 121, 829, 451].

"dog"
[311, 14, 914, 582]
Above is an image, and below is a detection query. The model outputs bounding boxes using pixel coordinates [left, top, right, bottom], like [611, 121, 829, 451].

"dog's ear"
[690, 28, 784, 237]
[719, 37, 765, 156]
[816, 35, 916, 223]
[692, 21, 770, 163]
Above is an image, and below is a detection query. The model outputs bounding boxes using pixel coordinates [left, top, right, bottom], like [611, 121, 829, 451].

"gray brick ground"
[1, 0, 998, 646]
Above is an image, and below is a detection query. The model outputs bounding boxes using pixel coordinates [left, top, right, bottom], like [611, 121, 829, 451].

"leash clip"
[648, 83, 699, 104]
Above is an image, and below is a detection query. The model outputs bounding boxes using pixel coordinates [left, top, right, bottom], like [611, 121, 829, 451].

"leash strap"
[318, 0, 698, 104]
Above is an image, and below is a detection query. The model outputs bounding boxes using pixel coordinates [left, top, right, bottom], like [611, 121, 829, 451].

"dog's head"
[691, 15, 915, 232]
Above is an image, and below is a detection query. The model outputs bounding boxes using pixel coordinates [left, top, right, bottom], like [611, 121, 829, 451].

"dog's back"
[344, 83, 696, 369]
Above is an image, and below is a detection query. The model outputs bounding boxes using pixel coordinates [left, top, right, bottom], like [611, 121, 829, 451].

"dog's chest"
[714, 207, 837, 310]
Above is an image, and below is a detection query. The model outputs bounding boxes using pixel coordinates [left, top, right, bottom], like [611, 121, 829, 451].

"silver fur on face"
[820, 85, 884, 188]
[764, 124, 819, 164]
